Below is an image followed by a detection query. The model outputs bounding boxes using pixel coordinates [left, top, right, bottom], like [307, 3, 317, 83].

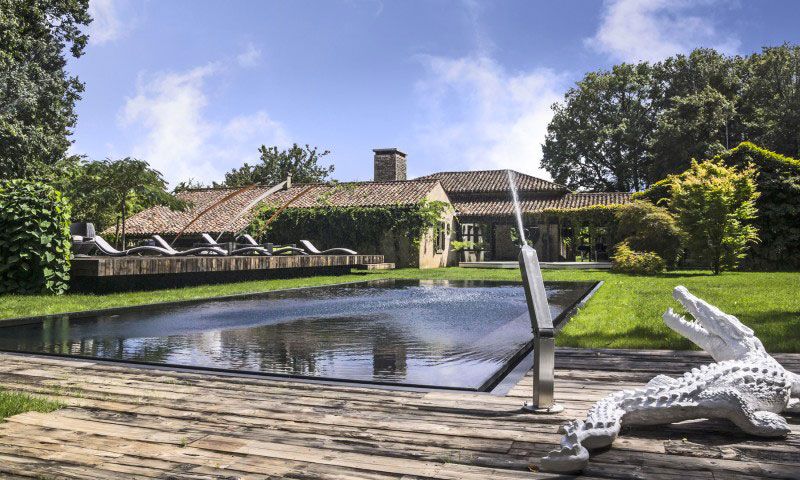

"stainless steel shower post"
[519, 245, 563, 413]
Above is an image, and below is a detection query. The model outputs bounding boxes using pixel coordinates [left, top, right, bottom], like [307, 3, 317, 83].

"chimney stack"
[373, 148, 407, 182]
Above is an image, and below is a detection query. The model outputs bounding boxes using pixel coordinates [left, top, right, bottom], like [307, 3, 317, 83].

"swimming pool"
[0, 280, 597, 390]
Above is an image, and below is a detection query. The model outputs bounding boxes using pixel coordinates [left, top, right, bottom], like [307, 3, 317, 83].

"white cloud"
[589, 0, 740, 62]
[88, 0, 131, 45]
[119, 64, 288, 186]
[414, 55, 566, 180]
[236, 43, 262, 68]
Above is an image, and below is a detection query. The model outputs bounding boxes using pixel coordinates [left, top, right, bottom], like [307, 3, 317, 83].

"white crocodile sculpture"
[540, 285, 800, 473]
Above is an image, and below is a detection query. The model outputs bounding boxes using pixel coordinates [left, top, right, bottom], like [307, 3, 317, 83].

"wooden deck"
[0, 348, 798, 479]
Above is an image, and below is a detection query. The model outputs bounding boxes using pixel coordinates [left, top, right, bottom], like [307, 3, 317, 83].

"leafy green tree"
[222, 144, 334, 187]
[53, 158, 186, 246]
[542, 45, 800, 189]
[647, 49, 740, 183]
[542, 63, 656, 192]
[739, 44, 800, 158]
[0, 0, 91, 179]
[668, 160, 759, 274]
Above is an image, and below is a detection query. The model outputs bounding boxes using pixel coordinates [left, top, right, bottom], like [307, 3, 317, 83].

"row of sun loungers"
[77, 233, 357, 258]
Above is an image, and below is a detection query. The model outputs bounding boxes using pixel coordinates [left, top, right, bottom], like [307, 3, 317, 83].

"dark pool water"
[0, 280, 596, 390]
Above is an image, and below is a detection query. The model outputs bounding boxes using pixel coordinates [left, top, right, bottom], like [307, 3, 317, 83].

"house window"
[435, 221, 448, 253]
[460, 223, 484, 246]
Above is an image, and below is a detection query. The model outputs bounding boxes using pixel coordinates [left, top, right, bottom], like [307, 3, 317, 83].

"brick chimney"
[373, 148, 407, 182]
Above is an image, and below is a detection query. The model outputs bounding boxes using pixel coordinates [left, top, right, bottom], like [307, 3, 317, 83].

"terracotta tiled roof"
[454, 192, 634, 218]
[416, 169, 566, 194]
[119, 180, 441, 236]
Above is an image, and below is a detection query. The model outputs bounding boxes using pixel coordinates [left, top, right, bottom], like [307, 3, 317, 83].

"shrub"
[637, 142, 800, 269]
[0, 179, 71, 294]
[611, 242, 666, 274]
[615, 200, 684, 268]
[669, 160, 759, 274]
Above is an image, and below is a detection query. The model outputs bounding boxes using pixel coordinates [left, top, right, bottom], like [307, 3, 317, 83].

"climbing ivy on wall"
[526, 204, 621, 228]
[248, 200, 451, 252]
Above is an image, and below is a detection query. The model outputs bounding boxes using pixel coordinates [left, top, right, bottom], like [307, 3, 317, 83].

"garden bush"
[614, 200, 684, 268]
[611, 242, 666, 275]
[637, 142, 800, 269]
[669, 160, 759, 274]
[0, 179, 71, 294]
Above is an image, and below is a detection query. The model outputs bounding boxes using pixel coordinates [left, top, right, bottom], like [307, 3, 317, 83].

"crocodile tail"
[541, 393, 626, 473]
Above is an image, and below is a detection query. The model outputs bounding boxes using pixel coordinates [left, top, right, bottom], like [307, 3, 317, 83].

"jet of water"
[507, 170, 527, 246]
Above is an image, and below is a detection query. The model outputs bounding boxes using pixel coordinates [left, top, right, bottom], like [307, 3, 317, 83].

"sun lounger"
[200, 233, 271, 256]
[299, 239, 357, 255]
[92, 235, 176, 257]
[240, 234, 307, 255]
[152, 235, 227, 256]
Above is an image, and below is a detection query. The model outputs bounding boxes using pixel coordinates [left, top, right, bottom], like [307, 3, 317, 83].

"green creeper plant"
[249, 200, 451, 253]
[0, 179, 71, 294]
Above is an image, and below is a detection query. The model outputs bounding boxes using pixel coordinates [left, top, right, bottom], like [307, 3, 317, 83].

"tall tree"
[53, 158, 186, 246]
[542, 45, 800, 190]
[542, 63, 656, 192]
[0, 0, 91, 179]
[739, 44, 800, 158]
[648, 49, 741, 182]
[222, 144, 334, 187]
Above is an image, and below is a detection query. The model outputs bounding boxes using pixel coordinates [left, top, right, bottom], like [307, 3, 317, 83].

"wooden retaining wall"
[69, 254, 384, 292]
[72, 254, 384, 277]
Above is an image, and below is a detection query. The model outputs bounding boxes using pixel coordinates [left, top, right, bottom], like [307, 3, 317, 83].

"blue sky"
[71, 0, 800, 186]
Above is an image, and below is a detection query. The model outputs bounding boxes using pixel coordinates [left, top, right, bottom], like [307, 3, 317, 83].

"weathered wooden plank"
[0, 349, 798, 479]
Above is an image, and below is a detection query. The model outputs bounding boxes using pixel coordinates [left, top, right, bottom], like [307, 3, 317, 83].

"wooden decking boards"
[0, 348, 797, 479]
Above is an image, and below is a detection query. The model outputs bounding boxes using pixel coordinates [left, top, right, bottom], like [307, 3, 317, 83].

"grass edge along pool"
[0, 279, 600, 392]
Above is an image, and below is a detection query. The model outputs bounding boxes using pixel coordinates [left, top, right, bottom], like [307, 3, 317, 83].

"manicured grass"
[0, 389, 61, 421]
[1, 268, 798, 352]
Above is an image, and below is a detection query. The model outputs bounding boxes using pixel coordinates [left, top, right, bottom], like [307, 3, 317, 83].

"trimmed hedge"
[0, 179, 71, 294]
[636, 142, 800, 269]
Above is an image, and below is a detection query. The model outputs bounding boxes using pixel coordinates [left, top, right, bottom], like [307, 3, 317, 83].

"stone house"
[122, 148, 631, 267]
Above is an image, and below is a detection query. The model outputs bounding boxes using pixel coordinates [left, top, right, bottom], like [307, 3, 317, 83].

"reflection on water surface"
[0, 280, 595, 389]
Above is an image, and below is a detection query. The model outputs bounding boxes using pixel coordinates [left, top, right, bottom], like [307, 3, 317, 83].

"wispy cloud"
[88, 0, 134, 45]
[236, 43, 262, 68]
[414, 55, 566, 179]
[119, 64, 288, 186]
[589, 0, 740, 63]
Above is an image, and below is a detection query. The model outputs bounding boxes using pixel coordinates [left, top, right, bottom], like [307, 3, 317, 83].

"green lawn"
[1, 268, 798, 352]
[0, 389, 61, 421]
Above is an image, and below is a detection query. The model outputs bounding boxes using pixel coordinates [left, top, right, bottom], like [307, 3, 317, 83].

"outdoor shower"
[509, 170, 562, 413]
